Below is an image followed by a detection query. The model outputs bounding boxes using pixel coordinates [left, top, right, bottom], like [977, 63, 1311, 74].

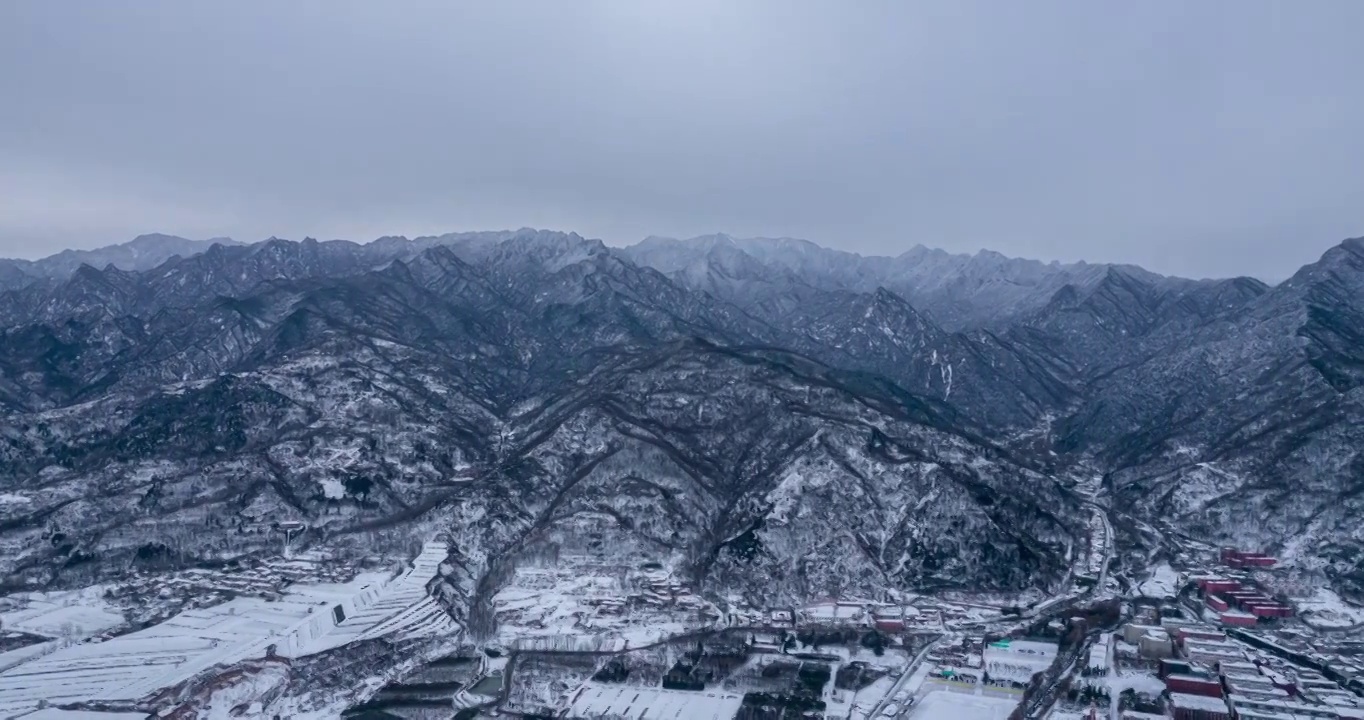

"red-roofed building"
[1247, 604, 1292, 619]
[1166, 674, 1224, 698]
[1221, 548, 1277, 568]
[1200, 578, 1241, 594]
[872, 606, 907, 632]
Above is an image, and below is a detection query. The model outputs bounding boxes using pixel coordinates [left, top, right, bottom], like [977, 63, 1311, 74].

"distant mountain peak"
[1280, 235, 1364, 290]
[620, 232, 1181, 330]
[0, 233, 238, 290]
[869, 285, 909, 305]
[70, 262, 106, 281]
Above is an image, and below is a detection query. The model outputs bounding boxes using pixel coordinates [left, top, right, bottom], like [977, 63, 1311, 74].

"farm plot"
[12, 710, 151, 719]
[0, 541, 453, 716]
[0, 586, 125, 639]
[564, 682, 744, 720]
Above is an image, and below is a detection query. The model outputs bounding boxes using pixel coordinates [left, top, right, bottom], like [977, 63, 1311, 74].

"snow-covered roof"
[1167, 673, 1220, 684]
[1186, 638, 1242, 650]
[1170, 692, 1230, 711]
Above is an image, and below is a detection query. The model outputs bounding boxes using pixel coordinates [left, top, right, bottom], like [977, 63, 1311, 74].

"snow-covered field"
[1297, 588, 1364, 628]
[1137, 563, 1179, 599]
[909, 688, 1017, 720]
[12, 710, 150, 719]
[565, 683, 743, 719]
[0, 640, 58, 675]
[0, 586, 125, 639]
[0, 541, 453, 716]
[843, 674, 898, 720]
[823, 647, 916, 720]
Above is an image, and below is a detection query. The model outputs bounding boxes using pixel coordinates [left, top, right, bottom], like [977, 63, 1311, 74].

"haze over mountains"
[0, 229, 1361, 607]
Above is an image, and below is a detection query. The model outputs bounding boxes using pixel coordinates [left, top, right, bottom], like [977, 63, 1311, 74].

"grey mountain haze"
[4, 2, 1364, 278]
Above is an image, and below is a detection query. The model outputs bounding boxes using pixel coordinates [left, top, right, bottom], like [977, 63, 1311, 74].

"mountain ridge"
[0, 235, 1084, 609]
[2, 228, 1363, 603]
[0, 233, 241, 290]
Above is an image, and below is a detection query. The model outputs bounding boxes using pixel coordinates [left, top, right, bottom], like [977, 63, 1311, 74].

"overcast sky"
[2, 2, 1362, 278]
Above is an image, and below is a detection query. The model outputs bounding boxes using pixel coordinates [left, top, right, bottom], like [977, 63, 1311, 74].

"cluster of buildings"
[1193, 575, 1294, 626]
[1169, 691, 1235, 720]
[1119, 617, 1230, 660]
[1222, 548, 1279, 570]
[1058, 546, 1364, 720]
[1233, 630, 1364, 699]
[796, 601, 867, 628]
[1147, 626, 1364, 720]
[871, 605, 925, 633]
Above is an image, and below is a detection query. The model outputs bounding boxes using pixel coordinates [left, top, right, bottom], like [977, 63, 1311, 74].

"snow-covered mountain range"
[0, 229, 1360, 604]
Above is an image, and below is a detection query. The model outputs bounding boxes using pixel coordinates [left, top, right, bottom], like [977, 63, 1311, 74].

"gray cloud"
[2, 0, 1362, 278]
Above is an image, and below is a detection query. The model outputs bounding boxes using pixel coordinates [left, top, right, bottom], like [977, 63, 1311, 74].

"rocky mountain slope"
[618, 235, 1076, 430]
[1, 229, 1362, 603]
[0, 232, 1082, 613]
[1088, 239, 1364, 594]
